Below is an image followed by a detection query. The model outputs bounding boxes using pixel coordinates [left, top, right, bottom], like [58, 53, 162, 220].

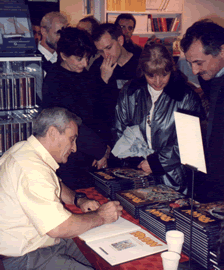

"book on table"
[115, 184, 185, 218]
[78, 217, 168, 266]
[89, 167, 155, 200]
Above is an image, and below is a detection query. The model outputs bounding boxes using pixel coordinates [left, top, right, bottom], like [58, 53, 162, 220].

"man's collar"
[27, 135, 59, 171]
[38, 43, 57, 62]
[216, 66, 224, 78]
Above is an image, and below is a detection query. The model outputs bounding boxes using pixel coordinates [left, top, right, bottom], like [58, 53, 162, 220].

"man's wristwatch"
[74, 192, 87, 207]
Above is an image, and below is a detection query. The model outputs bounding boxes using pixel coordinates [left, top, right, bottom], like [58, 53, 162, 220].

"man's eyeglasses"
[120, 25, 134, 31]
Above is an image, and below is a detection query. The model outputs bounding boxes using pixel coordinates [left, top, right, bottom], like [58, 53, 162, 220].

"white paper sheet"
[174, 111, 207, 173]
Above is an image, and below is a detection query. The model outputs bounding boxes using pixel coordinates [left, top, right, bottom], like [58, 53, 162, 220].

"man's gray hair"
[40, 11, 68, 32]
[33, 107, 82, 138]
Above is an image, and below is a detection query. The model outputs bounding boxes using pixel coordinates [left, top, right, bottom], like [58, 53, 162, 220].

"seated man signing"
[0, 107, 123, 270]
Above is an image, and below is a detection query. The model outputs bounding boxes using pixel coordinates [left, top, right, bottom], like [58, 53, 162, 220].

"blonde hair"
[137, 40, 175, 77]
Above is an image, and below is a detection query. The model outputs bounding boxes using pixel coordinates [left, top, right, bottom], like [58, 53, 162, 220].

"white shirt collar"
[147, 84, 163, 103]
[216, 66, 224, 78]
[38, 43, 57, 63]
[27, 135, 59, 171]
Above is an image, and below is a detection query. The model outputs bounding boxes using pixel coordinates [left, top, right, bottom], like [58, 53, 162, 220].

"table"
[66, 187, 189, 270]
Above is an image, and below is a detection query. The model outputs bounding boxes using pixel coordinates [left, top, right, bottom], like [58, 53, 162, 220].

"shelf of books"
[105, 0, 183, 37]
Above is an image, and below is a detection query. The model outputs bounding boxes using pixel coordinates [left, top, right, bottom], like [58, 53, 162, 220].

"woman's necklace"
[147, 114, 151, 127]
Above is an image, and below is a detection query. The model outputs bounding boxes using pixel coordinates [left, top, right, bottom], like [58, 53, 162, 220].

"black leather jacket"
[114, 71, 203, 192]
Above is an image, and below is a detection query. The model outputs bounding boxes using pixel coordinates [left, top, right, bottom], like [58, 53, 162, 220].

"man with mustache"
[181, 19, 224, 202]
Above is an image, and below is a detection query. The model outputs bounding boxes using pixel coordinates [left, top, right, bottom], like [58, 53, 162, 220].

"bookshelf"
[103, 0, 184, 37]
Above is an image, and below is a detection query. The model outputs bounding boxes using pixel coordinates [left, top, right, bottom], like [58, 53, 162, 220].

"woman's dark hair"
[57, 26, 96, 63]
[137, 41, 175, 77]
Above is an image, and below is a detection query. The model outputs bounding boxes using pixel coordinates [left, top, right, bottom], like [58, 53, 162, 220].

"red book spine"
[161, 18, 167, 32]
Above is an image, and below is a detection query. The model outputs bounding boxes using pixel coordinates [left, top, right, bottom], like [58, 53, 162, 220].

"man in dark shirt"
[90, 23, 140, 133]
[115, 13, 142, 58]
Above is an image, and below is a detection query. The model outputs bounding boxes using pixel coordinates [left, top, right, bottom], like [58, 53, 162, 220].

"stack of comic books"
[139, 203, 176, 242]
[139, 198, 203, 243]
[115, 185, 185, 219]
[89, 168, 155, 200]
[174, 202, 223, 269]
[209, 250, 224, 270]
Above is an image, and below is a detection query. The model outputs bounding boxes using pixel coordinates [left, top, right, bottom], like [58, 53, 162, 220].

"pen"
[99, 247, 108, 255]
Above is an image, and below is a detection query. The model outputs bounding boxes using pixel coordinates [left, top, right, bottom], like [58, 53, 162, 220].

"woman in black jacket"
[114, 42, 204, 193]
[41, 27, 110, 189]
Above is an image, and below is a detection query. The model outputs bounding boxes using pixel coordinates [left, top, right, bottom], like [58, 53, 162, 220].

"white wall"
[178, 0, 224, 57]
[61, 0, 224, 30]
[60, 0, 103, 26]
[183, 0, 224, 36]
[60, 0, 83, 26]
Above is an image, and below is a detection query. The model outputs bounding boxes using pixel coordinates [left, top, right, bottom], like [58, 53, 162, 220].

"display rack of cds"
[0, 2, 43, 156]
[0, 57, 43, 156]
[0, 117, 33, 155]
[0, 73, 36, 110]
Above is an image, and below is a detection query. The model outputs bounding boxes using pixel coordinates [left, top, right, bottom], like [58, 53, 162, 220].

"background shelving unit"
[103, 0, 184, 38]
[0, 1, 43, 157]
[0, 57, 42, 156]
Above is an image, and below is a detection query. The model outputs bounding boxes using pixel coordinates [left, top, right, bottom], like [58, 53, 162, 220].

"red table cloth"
[66, 187, 189, 270]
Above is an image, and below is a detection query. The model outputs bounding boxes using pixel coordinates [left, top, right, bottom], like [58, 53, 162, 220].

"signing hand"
[100, 55, 117, 84]
[137, 160, 152, 174]
[97, 201, 123, 224]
